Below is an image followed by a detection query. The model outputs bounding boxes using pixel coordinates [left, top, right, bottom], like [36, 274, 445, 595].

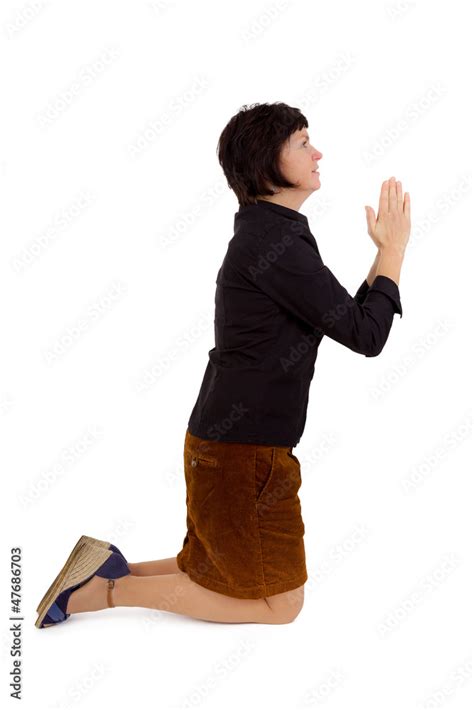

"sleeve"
[240, 224, 403, 358]
[354, 279, 370, 304]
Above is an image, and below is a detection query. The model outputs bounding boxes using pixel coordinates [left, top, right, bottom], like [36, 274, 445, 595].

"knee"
[265, 585, 305, 624]
[272, 602, 304, 624]
[275, 606, 303, 624]
[281, 596, 305, 624]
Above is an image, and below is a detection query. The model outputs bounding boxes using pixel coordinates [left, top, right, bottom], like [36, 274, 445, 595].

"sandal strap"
[107, 579, 115, 608]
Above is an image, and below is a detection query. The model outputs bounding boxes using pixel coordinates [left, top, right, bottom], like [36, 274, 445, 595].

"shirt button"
[191, 457, 197, 467]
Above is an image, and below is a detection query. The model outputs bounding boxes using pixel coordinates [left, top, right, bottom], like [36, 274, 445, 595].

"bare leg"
[66, 570, 304, 625]
[127, 557, 180, 576]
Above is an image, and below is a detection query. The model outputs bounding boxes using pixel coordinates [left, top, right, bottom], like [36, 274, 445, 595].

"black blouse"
[187, 199, 403, 447]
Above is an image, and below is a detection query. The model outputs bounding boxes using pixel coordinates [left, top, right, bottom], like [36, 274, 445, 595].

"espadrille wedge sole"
[35, 536, 104, 612]
[35, 535, 127, 612]
[35, 542, 114, 629]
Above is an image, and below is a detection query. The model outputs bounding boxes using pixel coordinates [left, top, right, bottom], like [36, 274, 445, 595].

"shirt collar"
[236, 199, 309, 227]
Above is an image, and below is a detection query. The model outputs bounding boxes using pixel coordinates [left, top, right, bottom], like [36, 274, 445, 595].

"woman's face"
[278, 128, 322, 194]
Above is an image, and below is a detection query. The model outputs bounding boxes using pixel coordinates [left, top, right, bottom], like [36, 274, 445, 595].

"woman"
[35, 102, 410, 628]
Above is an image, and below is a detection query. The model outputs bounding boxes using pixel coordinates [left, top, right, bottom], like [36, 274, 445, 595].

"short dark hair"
[217, 102, 309, 207]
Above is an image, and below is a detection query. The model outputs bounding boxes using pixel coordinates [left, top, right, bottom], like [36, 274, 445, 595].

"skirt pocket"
[188, 452, 218, 468]
[256, 447, 303, 524]
[184, 448, 220, 517]
[254, 446, 276, 504]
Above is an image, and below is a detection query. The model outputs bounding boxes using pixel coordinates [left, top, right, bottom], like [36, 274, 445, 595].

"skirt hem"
[176, 554, 307, 599]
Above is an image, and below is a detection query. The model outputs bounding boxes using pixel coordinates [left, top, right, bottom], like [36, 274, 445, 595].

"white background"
[1, 0, 472, 708]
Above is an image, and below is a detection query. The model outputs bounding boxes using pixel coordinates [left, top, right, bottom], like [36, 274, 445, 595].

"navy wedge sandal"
[35, 535, 127, 613]
[35, 540, 130, 629]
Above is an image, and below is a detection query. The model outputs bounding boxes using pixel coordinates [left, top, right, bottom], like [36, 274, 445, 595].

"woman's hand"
[365, 177, 411, 253]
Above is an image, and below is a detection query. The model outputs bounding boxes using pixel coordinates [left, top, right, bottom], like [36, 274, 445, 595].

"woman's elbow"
[361, 332, 390, 357]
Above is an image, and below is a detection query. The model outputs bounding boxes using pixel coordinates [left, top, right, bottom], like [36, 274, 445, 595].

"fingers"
[404, 191, 410, 220]
[365, 204, 375, 233]
[396, 180, 403, 210]
[379, 180, 389, 216]
[376, 176, 410, 220]
[389, 177, 397, 213]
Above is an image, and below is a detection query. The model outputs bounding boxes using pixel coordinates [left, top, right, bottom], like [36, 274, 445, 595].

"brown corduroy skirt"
[176, 428, 308, 599]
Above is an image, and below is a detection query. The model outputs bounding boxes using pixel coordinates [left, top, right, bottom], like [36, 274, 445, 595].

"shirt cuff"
[367, 275, 403, 318]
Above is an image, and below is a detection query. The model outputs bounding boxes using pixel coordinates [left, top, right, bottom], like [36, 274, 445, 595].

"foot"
[66, 575, 111, 614]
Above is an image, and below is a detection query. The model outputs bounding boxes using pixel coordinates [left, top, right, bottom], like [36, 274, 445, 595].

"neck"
[256, 190, 310, 212]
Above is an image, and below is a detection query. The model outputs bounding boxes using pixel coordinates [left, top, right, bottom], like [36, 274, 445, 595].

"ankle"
[107, 579, 116, 608]
[110, 574, 132, 607]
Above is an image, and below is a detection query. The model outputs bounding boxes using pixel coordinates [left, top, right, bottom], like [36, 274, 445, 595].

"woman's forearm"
[366, 250, 381, 288]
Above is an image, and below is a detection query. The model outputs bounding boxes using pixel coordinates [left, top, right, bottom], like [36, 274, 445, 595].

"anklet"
[107, 579, 115, 608]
